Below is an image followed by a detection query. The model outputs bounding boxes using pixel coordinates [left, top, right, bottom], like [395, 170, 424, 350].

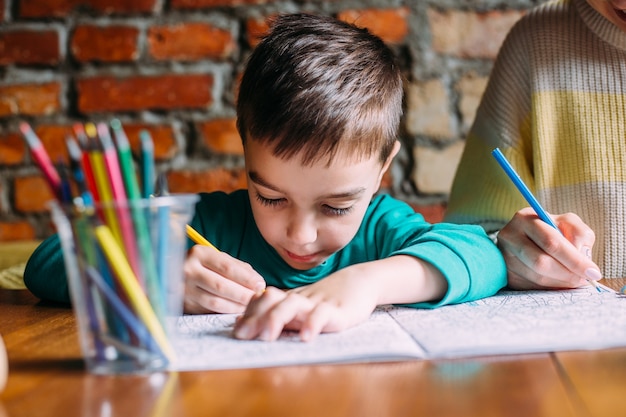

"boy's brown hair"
[236, 13, 403, 166]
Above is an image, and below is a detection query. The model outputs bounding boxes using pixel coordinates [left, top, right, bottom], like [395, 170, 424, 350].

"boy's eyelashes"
[254, 192, 354, 216]
[323, 205, 354, 216]
[255, 193, 284, 207]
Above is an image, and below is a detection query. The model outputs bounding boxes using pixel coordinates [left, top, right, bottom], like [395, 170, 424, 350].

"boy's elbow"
[23, 236, 72, 305]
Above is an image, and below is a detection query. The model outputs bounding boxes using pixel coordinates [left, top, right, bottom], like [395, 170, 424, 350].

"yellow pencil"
[86, 123, 123, 246]
[95, 224, 175, 361]
[186, 224, 218, 251]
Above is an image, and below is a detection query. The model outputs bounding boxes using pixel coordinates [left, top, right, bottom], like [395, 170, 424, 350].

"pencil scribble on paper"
[388, 288, 626, 357]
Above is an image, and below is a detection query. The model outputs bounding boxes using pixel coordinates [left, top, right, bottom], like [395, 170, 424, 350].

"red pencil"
[19, 122, 62, 200]
[73, 123, 101, 206]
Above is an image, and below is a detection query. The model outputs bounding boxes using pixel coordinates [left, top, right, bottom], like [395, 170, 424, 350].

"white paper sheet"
[171, 286, 626, 371]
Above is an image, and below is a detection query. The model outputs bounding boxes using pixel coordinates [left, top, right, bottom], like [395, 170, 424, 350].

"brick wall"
[0, 0, 544, 241]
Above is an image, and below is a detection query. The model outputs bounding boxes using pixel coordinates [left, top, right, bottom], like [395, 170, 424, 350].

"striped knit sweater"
[445, 0, 626, 278]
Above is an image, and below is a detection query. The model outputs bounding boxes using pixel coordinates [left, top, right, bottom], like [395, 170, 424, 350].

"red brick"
[167, 168, 247, 194]
[19, 0, 157, 18]
[337, 8, 409, 44]
[0, 0, 4, 21]
[0, 83, 61, 117]
[409, 202, 446, 224]
[71, 25, 139, 63]
[118, 124, 178, 161]
[77, 74, 213, 113]
[0, 30, 60, 65]
[0, 222, 37, 241]
[245, 16, 271, 48]
[148, 23, 235, 61]
[198, 119, 243, 155]
[14, 176, 56, 213]
[171, 0, 270, 9]
[34, 125, 75, 164]
[0, 133, 27, 165]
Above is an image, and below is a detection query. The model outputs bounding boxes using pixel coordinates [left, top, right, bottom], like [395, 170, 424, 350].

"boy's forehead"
[244, 136, 382, 167]
[245, 139, 382, 179]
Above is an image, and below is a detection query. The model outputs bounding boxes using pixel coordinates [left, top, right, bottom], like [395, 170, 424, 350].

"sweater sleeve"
[23, 234, 70, 304]
[444, 14, 534, 233]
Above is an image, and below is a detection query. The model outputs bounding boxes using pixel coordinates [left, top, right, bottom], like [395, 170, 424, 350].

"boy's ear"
[381, 141, 401, 174]
[375, 140, 401, 187]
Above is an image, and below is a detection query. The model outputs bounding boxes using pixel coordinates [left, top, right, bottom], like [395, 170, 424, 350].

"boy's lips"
[285, 250, 320, 263]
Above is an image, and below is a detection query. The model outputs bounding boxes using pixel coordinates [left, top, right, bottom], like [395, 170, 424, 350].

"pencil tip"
[19, 121, 30, 133]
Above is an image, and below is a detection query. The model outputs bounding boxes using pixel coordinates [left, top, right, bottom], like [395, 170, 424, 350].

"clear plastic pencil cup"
[50, 194, 198, 374]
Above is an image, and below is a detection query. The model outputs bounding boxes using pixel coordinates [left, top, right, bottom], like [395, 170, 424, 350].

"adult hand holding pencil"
[184, 224, 266, 314]
[491, 148, 604, 292]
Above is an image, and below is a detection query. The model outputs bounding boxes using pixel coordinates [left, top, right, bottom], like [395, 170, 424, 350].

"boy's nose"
[286, 213, 318, 245]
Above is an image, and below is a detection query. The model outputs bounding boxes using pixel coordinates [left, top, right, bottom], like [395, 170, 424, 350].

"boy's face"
[587, 0, 626, 32]
[245, 139, 399, 271]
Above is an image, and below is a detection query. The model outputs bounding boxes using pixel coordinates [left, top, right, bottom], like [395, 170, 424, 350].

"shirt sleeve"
[367, 196, 507, 308]
[23, 234, 70, 304]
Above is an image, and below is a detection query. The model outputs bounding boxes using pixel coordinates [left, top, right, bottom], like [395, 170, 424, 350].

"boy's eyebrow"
[248, 170, 367, 199]
[248, 171, 279, 191]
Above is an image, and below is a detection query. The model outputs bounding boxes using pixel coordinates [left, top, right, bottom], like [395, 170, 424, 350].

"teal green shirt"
[24, 191, 506, 307]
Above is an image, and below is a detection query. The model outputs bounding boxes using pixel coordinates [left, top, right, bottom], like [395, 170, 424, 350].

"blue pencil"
[491, 148, 602, 293]
[140, 130, 155, 199]
[491, 148, 559, 230]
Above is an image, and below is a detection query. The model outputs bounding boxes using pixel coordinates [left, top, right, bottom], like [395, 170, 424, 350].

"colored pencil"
[140, 130, 155, 198]
[94, 224, 175, 361]
[19, 122, 62, 200]
[110, 119, 162, 317]
[186, 224, 218, 251]
[86, 266, 162, 358]
[86, 123, 123, 245]
[65, 135, 94, 208]
[97, 122, 143, 287]
[73, 123, 101, 210]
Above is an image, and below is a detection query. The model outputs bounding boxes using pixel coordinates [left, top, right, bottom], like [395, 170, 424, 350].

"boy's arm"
[233, 220, 507, 342]
[233, 254, 447, 342]
[23, 234, 71, 304]
[391, 223, 507, 308]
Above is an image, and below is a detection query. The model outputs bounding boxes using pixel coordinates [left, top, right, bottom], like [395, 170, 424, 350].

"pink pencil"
[96, 123, 144, 289]
[19, 122, 62, 200]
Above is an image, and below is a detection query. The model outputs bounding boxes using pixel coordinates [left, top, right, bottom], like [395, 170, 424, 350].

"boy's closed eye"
[255, 192, 354, 217]
[255, 192, 285, 208]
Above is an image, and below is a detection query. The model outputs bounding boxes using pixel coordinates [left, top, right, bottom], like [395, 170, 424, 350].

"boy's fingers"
[183, 293, 247, 314]
[300, 303, 335, 342]
[196, 246, 266, 292]
[233, 287, 287, 340]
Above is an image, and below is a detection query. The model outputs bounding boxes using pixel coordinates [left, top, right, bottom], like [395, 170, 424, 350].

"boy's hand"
[497, 207, 602, 290]
[232, 272, 379, 342]
[183, 245, 266, 314]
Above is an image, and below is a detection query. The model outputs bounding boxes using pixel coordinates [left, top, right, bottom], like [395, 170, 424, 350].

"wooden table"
[1, 280, 625, 417]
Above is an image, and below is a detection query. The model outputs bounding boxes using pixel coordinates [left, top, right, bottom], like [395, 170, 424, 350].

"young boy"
[24, 13, 506, 342]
